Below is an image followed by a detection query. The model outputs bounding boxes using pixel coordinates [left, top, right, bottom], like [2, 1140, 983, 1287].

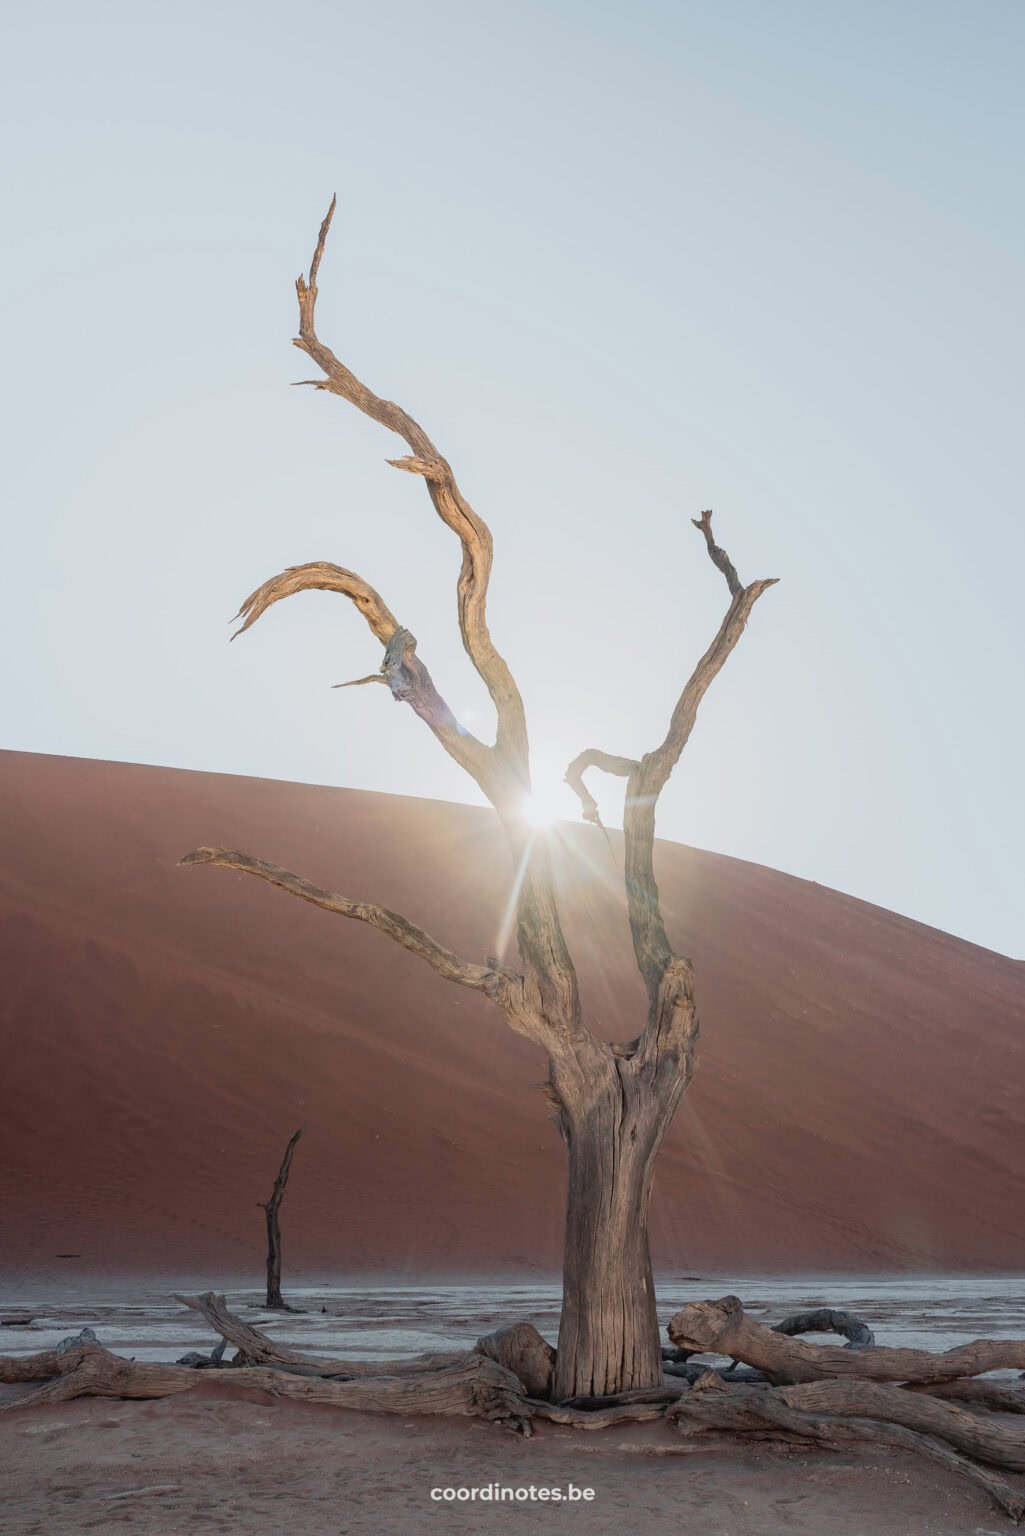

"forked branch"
[293, 197, 528, 768]
[566, 512, 776, 1040]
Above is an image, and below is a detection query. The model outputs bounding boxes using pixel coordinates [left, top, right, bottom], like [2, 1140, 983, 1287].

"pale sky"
[2, 0, 1022, 958]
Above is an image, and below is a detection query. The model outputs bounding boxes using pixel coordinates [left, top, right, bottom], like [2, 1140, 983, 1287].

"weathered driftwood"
[669, 1373, 1025, 1524]
[668, 1296, 1025, 1385]
[773, 1307, 875, 1349]
[2, 1298, 532, 1429]
[179, 198, 778, 1400]
[1, 1341, 107, 1385]
[0, 1339, 530, 1428]
[260, 1126, 304, 1310]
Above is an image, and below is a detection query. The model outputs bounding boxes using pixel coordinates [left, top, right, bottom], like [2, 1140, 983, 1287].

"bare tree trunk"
[260, 1127, 304, 1310]
[551, 1047, 686, 1401]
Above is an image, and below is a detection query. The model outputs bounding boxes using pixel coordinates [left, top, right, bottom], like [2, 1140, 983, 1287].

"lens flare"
[522, 792, 561, 827]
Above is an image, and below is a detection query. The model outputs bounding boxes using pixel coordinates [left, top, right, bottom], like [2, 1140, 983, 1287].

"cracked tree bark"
[180, 199, 778, 1401]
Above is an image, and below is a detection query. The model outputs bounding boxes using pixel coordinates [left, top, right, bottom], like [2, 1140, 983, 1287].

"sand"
[3, 1384, 1020, 1536]
[1, 747, 1023, 1280]
[5, 1281, 1025, 1533]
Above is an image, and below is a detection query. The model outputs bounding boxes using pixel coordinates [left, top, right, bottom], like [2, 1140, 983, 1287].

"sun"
[522, 787, 566, 828]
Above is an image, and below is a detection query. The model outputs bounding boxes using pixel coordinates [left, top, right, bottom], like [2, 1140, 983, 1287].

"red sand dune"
[1, 748, 1023, 1279]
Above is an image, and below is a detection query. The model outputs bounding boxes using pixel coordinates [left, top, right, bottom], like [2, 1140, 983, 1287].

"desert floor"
[3, 1277, 1025, 1534]
[2, 1385, 1020, 1536]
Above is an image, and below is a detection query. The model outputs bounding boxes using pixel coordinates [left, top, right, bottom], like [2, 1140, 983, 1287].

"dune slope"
[1, 749, 1022, 1278]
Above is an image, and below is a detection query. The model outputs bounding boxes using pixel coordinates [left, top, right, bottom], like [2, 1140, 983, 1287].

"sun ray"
[495, 833, 535, 960]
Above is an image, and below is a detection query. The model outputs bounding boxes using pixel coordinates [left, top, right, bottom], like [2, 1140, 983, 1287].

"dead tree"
[260, 1126, 304, 1310]
[180, 199, 777, 1401]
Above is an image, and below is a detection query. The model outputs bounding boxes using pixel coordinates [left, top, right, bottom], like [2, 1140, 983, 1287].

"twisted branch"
[293, 197, 528, 768]
[564, 750, 638, 829]
[691, 508, 741, 596]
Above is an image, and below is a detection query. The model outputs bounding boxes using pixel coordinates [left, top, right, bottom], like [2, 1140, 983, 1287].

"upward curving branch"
[566, 513, 776, 1059]
[229, 561, 495, 793]
[293, 196, 528, 770]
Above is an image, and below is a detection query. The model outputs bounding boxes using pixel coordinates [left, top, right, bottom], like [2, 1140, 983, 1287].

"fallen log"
[0, 1344, 199, 1413]
[0, 1338, 531, 1430]
[175, 1292, 464, 1378]
[668, 1296, 1025, 1385]
[670, 1373, 1025, 1523]
[0, 1342, 102, 1384]
[179, 1291, 554, 1399]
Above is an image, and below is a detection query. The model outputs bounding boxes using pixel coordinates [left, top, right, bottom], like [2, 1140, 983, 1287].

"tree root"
[772, 1306, 875, 1349]
[528, 1398, 675, 1428]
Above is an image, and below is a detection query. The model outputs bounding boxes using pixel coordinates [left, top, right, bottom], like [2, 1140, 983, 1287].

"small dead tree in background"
[182, 199, 777, 1401]
[260, 1126, 304, 1310]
